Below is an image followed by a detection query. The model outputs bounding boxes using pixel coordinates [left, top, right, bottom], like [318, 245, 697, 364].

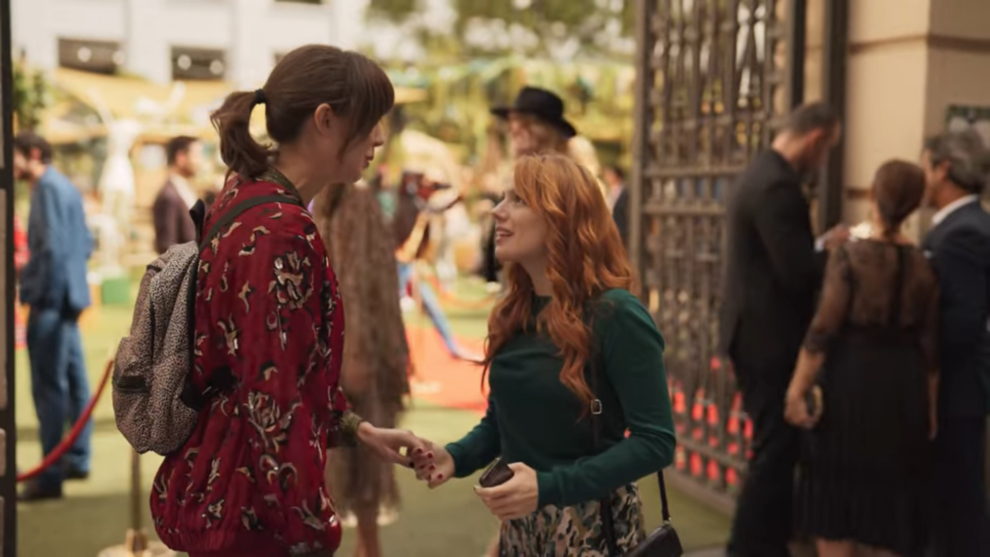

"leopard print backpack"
[112, 194, 299, 455]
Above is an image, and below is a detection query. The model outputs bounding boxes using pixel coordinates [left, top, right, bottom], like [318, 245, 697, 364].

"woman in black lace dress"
[785, 160, 940, 557]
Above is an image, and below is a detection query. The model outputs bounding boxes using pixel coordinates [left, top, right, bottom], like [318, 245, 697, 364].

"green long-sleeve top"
[445, 288, 676, 508]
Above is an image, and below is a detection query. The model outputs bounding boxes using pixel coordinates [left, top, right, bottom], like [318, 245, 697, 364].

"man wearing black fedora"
[478, 86, 579, 287]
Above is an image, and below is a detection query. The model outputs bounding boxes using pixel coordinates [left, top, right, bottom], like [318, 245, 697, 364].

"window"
[171, 46, 227, 81]
[58, 38, 124, 75]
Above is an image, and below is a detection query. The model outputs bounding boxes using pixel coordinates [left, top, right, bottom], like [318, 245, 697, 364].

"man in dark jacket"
[15, 132, 94, 501]
[152, 136, 201, 254]
[922, 129, 990, 557]
[721, 103, 848, 556]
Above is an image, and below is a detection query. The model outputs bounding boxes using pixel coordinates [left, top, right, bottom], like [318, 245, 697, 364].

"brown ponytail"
[211, 91, 272, 178]
[872, 160, 925, 238]
[210, 44, 395, 179]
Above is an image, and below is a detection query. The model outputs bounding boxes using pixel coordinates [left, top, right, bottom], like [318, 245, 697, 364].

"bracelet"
[340, 409, 365, 446]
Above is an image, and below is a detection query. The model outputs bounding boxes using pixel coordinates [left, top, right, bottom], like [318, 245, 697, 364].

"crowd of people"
[724, 105, 990, 557]
[11, 40, 990, 557]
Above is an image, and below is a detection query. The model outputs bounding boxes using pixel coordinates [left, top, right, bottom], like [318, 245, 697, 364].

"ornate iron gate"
[630, 0, 807, 506]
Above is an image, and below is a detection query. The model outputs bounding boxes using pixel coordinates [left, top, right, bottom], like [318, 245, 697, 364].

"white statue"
[87, 83, 185, 272]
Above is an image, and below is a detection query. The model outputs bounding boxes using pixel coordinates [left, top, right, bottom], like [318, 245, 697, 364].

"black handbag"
[589, 358, 683, 557]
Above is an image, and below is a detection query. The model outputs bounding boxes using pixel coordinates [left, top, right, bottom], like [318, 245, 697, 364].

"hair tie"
[253, 89, 266, 105]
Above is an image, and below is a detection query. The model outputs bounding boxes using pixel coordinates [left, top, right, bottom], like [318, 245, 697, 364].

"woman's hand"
[474, 462, 539, 521]
[784, 388, 815, 429]
[357, 423, 430, 467]
[411, 442, 455, 489]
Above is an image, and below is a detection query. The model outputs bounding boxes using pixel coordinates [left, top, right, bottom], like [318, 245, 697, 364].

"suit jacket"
[923, 200, 990, 418]
[20, 166, 93, 314]
[612, 187, 630, 247]
[152, 181, 197, 254]
[720, 150, 826, 383]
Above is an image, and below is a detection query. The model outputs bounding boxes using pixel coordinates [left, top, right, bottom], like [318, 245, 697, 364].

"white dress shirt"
[170, 173, 198, 211]
[931, 194, 980, 227]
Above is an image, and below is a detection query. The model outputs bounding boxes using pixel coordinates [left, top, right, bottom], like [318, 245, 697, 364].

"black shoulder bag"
[590, 355, 683, 557]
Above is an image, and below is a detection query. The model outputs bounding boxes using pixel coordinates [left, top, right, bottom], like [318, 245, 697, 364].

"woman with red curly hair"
[413, 153, 675, 555]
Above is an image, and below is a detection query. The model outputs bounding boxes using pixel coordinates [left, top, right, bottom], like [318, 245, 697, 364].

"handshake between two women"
[362, 423, 541, 522]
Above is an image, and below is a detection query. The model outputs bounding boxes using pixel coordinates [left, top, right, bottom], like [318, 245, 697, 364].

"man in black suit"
[612, 186, 629, 247]
[921, 129, 990, 557]
[722, 103, 848, 557]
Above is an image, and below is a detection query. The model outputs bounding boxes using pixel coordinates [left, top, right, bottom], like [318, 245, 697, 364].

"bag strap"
[180, 193, 304, 411]
[196, 194, 304, 252]
[589, 346, 673, 556]
[588, 358, 621, 556]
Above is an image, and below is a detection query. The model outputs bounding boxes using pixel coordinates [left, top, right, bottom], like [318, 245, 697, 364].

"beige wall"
[930, 0, 990, 41]
[840, 0, 990, 237]
[803, 0, 825, 103]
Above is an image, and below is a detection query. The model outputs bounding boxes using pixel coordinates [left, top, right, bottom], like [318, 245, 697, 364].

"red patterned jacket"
[150, 172, 353, 556]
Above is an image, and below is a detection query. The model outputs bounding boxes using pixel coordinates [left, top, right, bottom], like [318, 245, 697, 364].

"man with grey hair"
[921, 128, 990, 556]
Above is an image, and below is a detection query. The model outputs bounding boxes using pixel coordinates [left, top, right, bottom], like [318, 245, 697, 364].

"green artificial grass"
[15, 277, 730, 556]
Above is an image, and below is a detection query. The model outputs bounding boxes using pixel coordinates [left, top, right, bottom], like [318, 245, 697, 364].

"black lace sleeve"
[803, 245, 852, 354]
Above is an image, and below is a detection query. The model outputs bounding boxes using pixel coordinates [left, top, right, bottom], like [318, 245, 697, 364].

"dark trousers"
[26, 306, 93, 490]
[728, 372, 799, 557]
[930, 415, 990, 556]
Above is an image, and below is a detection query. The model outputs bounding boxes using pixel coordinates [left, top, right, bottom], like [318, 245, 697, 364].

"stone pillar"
[842, 0, 990, 233]
[841, 0, 934, 235]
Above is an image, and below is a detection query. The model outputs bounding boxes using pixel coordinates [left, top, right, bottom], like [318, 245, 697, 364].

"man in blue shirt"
[14, 132, 94, 501]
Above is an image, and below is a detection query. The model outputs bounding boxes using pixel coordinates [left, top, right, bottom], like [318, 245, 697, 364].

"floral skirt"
[499, 483, 646, 557]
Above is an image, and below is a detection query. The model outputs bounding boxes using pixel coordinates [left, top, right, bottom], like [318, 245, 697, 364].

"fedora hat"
[490, 86, 577, 139]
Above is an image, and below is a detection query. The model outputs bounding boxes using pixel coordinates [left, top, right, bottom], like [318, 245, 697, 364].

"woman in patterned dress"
[312, 182, 412, 557]
[412, 154, 676, 556]
[150, 44, 430, 557]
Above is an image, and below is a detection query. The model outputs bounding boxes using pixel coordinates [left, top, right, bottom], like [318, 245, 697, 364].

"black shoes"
[64, 467, 90, 481]
[17, 464, 89, 502]
[18, 481, 62, 502]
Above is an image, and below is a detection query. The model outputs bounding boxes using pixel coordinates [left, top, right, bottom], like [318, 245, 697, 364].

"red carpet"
[406, 325, 489, 413]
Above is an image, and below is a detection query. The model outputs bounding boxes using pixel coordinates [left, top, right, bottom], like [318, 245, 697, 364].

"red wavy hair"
[484, 153, 635, 407]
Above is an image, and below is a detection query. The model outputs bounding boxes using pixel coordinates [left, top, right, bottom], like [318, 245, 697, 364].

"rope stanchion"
[17, 357, 114, 483]
[98, 449, 174, 557]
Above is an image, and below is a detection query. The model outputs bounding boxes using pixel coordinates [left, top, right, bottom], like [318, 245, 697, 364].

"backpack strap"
[181, 193, 305, 411]
[197, 194, 304, 252]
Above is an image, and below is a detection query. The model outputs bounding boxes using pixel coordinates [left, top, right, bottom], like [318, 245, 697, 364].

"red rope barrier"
[17, 358, 114, 483]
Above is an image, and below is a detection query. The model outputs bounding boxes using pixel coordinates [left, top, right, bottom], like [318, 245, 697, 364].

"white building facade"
[12, 0, 370, 87]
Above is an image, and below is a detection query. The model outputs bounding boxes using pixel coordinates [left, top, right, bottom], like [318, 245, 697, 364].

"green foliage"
[368, 0, 420, 23]
[369, 0, 633, 59]
[453, 0, 630, 57]
[13, 61, 52, 132]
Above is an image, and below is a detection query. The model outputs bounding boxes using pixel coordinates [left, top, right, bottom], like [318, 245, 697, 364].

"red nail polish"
[414, 448, 424, 454]
[437, 473, 444, 479]
[429, 464, 436, 471]
[427, 452, 434, 459]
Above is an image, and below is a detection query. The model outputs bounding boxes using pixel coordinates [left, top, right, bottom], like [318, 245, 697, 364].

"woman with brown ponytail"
[784, 160, 940, 556]
[150, 44, 429, 557]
